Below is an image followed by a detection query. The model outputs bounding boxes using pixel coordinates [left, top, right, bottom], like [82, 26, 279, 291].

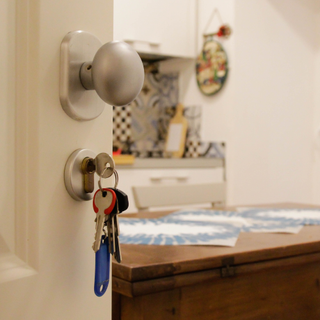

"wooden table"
[112, 203, 320, 320]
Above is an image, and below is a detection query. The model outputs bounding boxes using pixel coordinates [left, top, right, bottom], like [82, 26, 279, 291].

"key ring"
[98, 167, 107, 194]
[98, 168, 119, 194]
[113, 170, 119, 189]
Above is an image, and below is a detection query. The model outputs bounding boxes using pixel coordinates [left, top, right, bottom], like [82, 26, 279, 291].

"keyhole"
[86, 64, 92, 71]
[81, 157, 95, 193]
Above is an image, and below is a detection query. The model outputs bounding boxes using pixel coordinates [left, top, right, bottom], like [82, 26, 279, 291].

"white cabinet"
[114, 0, 196, 58]
[117, 159, 225, 212]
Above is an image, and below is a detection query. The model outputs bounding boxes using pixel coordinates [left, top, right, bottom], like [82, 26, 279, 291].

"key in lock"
[81, 153, 115, 194]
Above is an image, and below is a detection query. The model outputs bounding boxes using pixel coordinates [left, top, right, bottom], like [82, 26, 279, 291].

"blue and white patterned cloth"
[165, 209, 247, 226]
[236, 207, 320, 233]
[119, 215, 241, 246]
[165, 208, 303, 233]
[118, 208, 320, 247]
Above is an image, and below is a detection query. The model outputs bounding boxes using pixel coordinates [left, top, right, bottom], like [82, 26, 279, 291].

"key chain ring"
[113, 169, 119, 189]
[98, 166, 108, 194]
[98, 168, 119, 193]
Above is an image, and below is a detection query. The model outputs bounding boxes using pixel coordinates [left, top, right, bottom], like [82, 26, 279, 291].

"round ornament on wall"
[196, 39, 228, 96]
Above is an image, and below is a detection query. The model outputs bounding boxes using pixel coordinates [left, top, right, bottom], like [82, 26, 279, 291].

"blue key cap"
[94, 236, 110, 297]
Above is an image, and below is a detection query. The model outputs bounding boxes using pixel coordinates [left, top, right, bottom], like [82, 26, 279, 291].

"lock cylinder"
[81, 157, 96, 193]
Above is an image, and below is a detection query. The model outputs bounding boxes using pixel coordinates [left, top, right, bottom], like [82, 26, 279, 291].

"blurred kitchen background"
[111, 0, 320, 212]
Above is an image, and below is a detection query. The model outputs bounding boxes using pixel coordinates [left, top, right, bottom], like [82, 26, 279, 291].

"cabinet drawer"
[147, 168, 223, 185]
[117, 167, 224, 212]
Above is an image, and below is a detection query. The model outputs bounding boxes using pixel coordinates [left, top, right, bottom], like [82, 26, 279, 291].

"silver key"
[92, 189, 116, 252]
[113, 199, 122, 263]
[107, 215, 116, 255]
[114, 215, 122, 263]
[114, 212, 120, 236]
[95, 153, 115, 178]
[114, 235, 122, 263]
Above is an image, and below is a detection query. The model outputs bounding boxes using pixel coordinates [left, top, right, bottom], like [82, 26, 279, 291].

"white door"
[0, 0, 114, 319]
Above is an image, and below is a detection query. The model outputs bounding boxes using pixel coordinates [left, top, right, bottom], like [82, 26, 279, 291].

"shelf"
[115, 158, 224, 169]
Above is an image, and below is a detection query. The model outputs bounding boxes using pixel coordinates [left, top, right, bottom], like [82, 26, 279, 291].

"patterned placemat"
[236, 208, 320, 233]
[119, 216, 241, 246]
[118, 208, 320, 246]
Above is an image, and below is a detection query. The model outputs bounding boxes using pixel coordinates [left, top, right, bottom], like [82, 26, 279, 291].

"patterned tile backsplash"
[113, 71, 225, 159]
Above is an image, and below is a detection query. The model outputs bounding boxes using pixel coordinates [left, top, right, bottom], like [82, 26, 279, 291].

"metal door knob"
[60, 31, 144, 121]
[79, 41, 144, 106]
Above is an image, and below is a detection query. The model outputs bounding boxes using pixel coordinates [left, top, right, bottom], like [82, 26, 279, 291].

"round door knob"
[60, 31, 145, 121]
[80, 41, 144, 106]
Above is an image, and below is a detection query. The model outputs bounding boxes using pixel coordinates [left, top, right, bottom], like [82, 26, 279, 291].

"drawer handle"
[124, 39, 160, 47]
[150, 175, 188, 182]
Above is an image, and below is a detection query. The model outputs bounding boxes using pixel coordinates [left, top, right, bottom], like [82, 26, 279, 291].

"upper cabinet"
[114, 0, 196, 59]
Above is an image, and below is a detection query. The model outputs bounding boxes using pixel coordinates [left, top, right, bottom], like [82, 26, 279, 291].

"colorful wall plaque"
[196, 40, 228, 96]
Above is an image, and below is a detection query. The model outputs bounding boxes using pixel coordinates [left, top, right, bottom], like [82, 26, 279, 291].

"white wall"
[230, 0, 316, 205]
[163, 0, 318, 206]
[161, 0, 235, 143]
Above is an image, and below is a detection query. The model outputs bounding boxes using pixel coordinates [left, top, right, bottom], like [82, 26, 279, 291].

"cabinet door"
[114, 0, 196, 58]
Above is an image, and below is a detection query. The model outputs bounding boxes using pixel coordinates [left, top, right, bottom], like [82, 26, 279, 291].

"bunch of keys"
[92, 155, 129, 297]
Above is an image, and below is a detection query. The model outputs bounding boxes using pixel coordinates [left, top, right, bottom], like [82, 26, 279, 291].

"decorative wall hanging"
[196, 8, 231, 96]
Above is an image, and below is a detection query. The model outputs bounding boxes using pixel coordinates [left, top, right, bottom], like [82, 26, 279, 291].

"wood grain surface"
[113, 251, 320, 297]
[113, 259, 320, 320]
[113, 203, 320, 282]
[112, 203, 320, 320]
[114, 259, 320, 320]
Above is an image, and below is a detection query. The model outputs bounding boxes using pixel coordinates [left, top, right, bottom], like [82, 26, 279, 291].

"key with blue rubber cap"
[94, 235, 110, 297]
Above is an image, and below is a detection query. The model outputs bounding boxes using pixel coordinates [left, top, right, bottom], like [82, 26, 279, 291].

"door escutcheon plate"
[60, 30, 105, 121]
[64, 148, 96, 201]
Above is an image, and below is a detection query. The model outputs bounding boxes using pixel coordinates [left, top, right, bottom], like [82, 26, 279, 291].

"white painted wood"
[0, 0, 15, 255]
[117, 157, 224, 169]
[118, 167, 224, 212]
[132, 182, 226, 210]
[0, 0, 114, 319]
[114, 0, 196, 58]
[312, 9, 320, 204]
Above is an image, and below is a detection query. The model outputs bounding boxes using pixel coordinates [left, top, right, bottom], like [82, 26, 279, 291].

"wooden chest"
[112, 204, 320, 320]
